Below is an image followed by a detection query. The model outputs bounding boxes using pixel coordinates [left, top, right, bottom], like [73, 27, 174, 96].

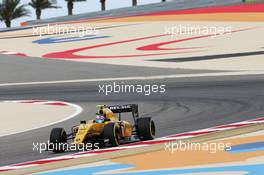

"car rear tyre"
[103, 123, 121, 147]
[137, 117, 155, 141]
[50, 128, 67, 153]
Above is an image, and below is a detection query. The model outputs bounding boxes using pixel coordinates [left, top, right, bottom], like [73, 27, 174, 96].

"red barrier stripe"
[44, 102, 67, 106]
[214, 123, 250, 129]
[145, 4, 264, 16]
[251, 117, 264, 121]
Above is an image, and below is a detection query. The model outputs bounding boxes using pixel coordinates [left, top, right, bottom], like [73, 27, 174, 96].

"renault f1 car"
[49, 104, 155, 153]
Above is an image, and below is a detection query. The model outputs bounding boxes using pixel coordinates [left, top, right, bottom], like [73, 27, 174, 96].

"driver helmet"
[95, 115, 105, 123]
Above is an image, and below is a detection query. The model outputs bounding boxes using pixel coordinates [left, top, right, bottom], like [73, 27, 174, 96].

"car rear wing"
[108, 104, 139, 120]
[108, 104, 139, 124]
[108, 104, 138, 113]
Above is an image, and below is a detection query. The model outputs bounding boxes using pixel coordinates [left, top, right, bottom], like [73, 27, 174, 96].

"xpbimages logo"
[98, 82, 166, 96]
[32, 141, 100, 153]
[164, 140, 232, 154]
[32, 24, 99, 37]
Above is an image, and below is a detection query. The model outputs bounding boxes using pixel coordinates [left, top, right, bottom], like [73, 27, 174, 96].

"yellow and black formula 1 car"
[49, 104, 155, 153]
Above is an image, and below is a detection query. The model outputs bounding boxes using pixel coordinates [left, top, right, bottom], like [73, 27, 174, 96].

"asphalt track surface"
[0, 55, 216, 84]
[1, 55, 264, 166]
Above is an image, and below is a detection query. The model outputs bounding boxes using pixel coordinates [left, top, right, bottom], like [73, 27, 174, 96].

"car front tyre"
[49, 128, 67, 153]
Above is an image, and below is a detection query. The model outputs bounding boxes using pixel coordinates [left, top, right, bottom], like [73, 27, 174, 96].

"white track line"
[2, 51, 17, 55]
[0, 71, 264, 87]
[0, 101, 83, 138]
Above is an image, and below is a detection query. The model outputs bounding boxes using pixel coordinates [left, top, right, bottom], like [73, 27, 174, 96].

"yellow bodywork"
[72, 105, 132, 145]
[73, 120, 105, 144]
